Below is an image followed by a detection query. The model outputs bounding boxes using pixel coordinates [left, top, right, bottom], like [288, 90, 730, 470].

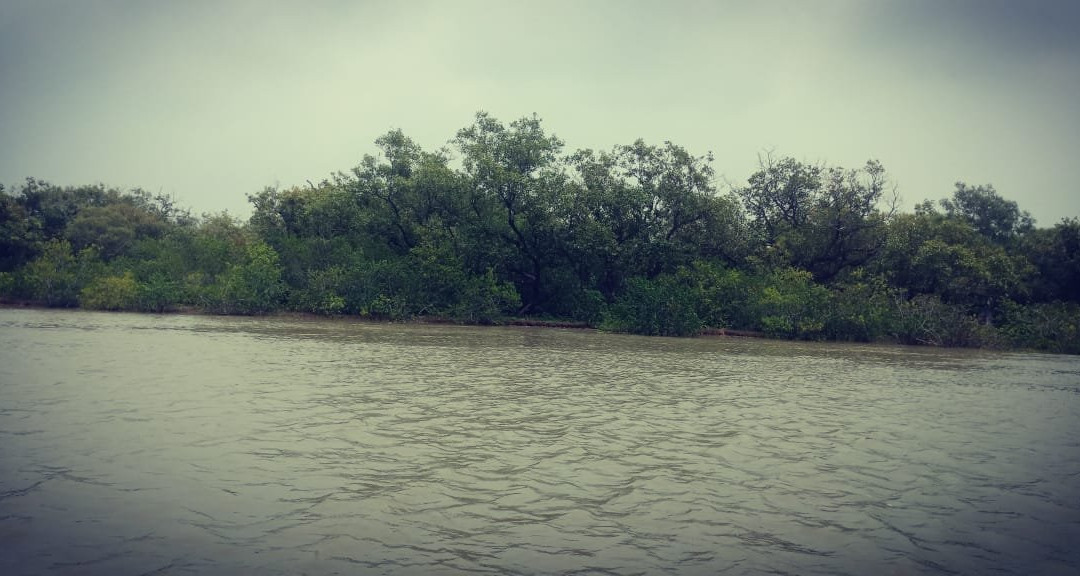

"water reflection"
[1, 309, 1078, 575]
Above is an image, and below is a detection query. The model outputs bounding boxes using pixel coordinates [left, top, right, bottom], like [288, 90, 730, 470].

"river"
[1, 308, 1078, 575]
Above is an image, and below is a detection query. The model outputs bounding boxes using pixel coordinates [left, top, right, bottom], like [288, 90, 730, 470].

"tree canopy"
[2, 112, 1078, 353]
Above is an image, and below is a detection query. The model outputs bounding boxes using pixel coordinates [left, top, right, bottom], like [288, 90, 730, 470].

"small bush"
[891, 294, 999, 347]
[80, 272, 140, 310]
[137, 273, 182, 313]
[292, 266, 347, 315]
[603, 275, 702, 336]
[999, 300, 1080, 354]
[825, 273, 896, 342]
[23, 240, 101, 307]
[752, 268, 829, 339]
[207, 242, 285, 315]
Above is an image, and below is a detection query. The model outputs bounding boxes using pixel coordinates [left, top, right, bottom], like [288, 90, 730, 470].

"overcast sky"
[2, 0, 1078, 225]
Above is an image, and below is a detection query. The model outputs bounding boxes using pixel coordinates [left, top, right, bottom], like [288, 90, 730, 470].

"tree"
[0, 190, 37, 272]
[342, 130, 464, 261]
[880, 211, 1028, 319]
[347, 129, 424, 253]
[1023, 217, 1080, 303]
[64, 204, 138, 260]
[454, 112, 566, 313]
[567, 140, 748, 297]
[940, 183, 1033, 245]
[737, 154, 822, 244]
[737, 154, 893, 282]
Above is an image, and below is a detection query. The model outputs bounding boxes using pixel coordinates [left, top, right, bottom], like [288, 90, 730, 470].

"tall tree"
[1023, 217, 1080, 303]
[737, 155, 893, 282]
[940, 183, 1033, 245]
[454, 112, 566, 312]
[568, 140, 746, 295]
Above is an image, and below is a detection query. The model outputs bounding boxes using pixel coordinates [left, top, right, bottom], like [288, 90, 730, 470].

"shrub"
[23, 240, 102, 307]
[675, 261, 754, 330]
[998, 300, 1080, 354]
[80, 272, 140, 310]
[342, 243, 520, 322]
[891, 294, 1000, 347]
[0, 271, 19, 301]
[137, 272, 182, 312]
[602, 275, 702, 336]
[208, 241, 285, 314]
[292, 266, 347, 315]
[753, 267, 829, 339]
[825, 272, 896, 342]
[457, 268, 521, 324]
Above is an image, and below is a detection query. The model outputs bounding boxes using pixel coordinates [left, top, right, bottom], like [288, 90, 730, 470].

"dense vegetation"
[2, 113, 1078, 352]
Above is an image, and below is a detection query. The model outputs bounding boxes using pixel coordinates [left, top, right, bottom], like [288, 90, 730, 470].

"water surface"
[1, 309, 1078, 575]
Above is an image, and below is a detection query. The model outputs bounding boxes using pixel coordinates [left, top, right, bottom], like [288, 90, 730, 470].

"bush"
[602, 275, 702, 336]
[998, 300, 1080, 354]
[207, 241, 285, 315]
[80, 272, 140, 310]
[22, 240, 102, 307]
[341, 243, 520, 323]
[457, 268, 521, 324]
[675, 261, 754, 330]
[753, 268, 829, 339]
[291, 266, 347, 315]
[891, 294, 1001, 347]
[825, 273, 896, 342]
[137, 272, 183, 313]
[0, 271, 19, 301]
[535, 269, 606, 325]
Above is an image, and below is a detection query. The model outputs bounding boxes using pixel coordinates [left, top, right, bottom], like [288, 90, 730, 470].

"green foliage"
[737, 155, 891, 282]
[292, 266, 347, 316]
[568, 142, 747, 291]
[207, 241, 285, 315]
[344, 241, 520, 323]
[80, 272, 140, 310]
[603, 275, 702, 337]
[824, 271, 896, 342]
[3, 112, 1079, 354]
[752, 268, 830, 339]
[453, 112, 567, 313]
[998, 300, 1080, 354]
[64, 203, 164, 260]
[0, 193, 37, 272]
[675, 261, 754, 329]
[881, 212, 1028, 313]
[22, 240, 102, 307]
[940, 182, 1033, 245]
[191, 213, 249, 276]
[137, 273, 183, 313]
[891, 294, 1001, 348]
[460, 268, 522, 324]
[0, 271, 18, 300]
[534, 269, 607, 325]
[1023, 218, 1080, 303]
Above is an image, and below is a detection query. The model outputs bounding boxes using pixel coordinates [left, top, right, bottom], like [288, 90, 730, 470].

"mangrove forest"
[2, 112, 1078, 353]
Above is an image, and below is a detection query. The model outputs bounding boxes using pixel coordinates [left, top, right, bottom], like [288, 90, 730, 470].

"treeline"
[2, 113, 1078, 353]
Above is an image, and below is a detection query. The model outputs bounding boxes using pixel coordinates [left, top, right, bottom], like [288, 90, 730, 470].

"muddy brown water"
[1, 309, 1078, 575]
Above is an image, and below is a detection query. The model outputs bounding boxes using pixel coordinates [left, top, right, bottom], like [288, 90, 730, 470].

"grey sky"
[2, 0, 1078, 225]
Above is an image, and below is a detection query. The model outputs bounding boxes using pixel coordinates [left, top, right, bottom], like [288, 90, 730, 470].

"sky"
[1, 0, 1078, 225]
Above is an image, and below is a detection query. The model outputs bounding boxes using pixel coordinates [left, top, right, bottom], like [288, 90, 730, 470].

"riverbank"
[3, 300, 784, 342]
[8, 298, 1080, 353]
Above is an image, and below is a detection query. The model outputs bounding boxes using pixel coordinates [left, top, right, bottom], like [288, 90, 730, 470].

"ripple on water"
[1, 308, 1079, 575]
